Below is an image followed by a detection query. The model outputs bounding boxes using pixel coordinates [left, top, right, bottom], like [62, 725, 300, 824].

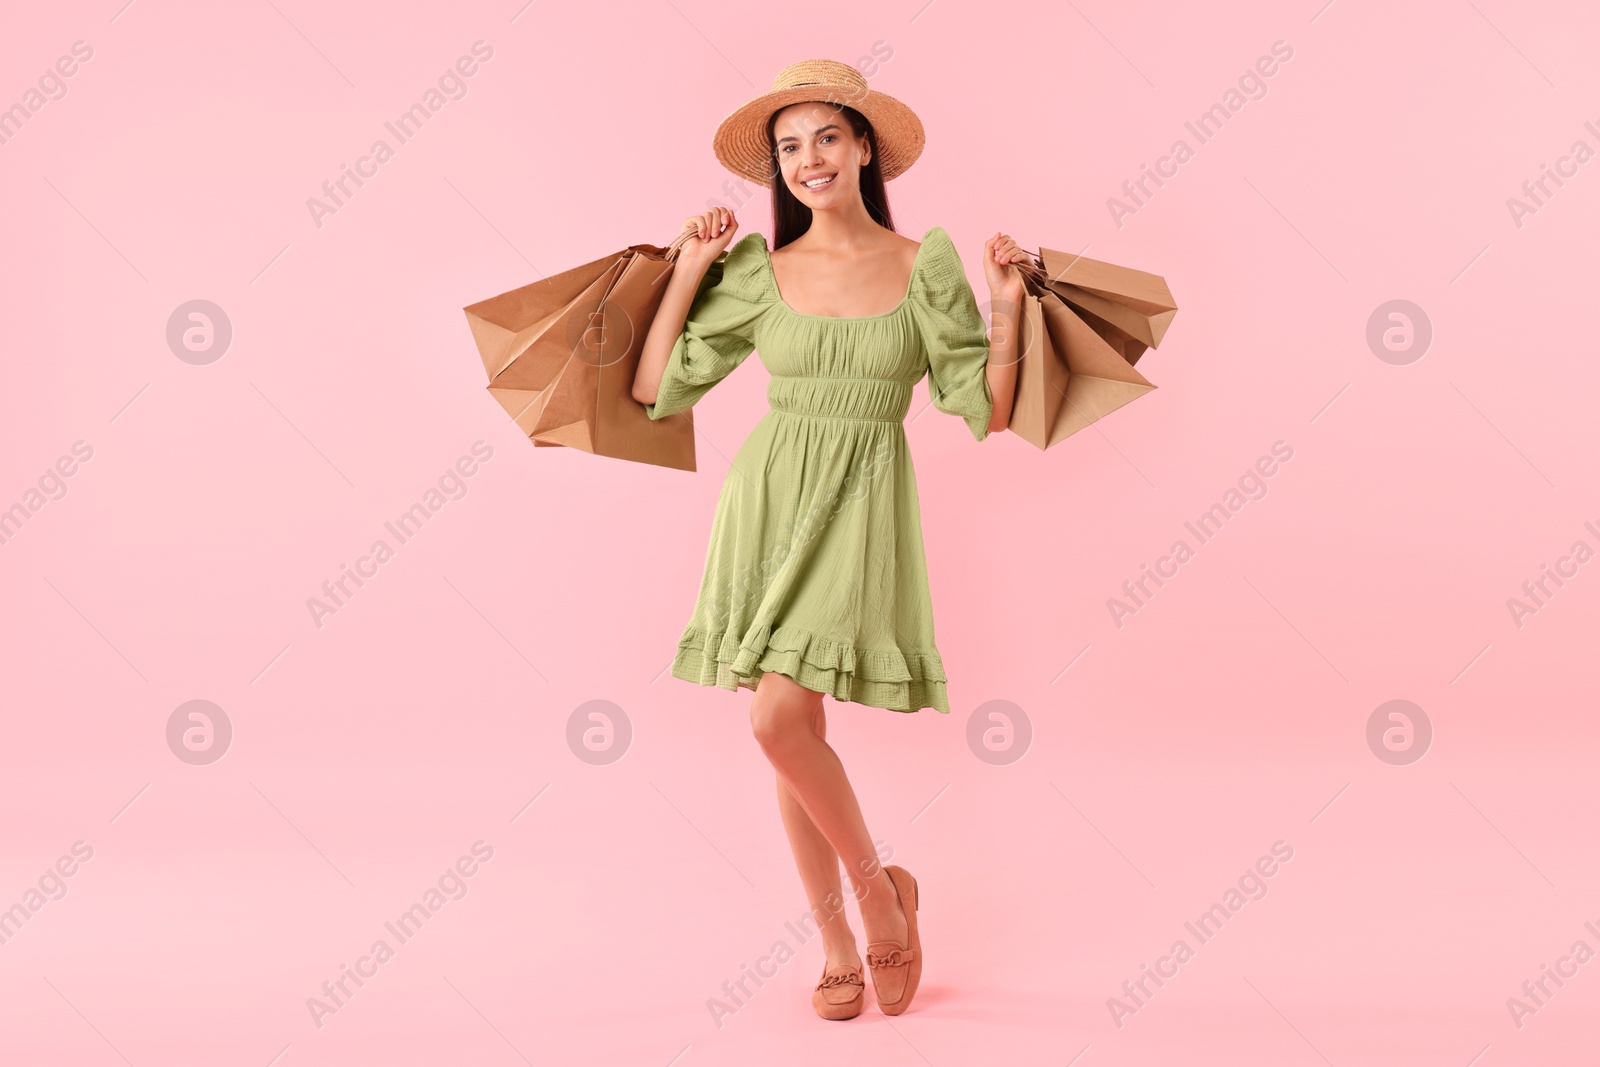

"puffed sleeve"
[642, 232, 772, 420]
[909, 226, 994, 442]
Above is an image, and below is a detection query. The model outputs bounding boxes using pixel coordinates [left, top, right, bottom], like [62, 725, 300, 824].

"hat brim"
[712, 87, 925, 189]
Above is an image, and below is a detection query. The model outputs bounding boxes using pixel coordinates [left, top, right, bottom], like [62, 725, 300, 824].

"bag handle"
[664, 221, 698, 258]
[1009, 247, 1058, 301]
[662, 217, 762, 260]
[1015, 244, 1092, 289]
[662, 219, 722, 261]
[1013, 245, 1103, 311]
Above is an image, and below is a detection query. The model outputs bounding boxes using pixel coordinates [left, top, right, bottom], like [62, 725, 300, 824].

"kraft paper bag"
[464, 225, 702, 471]
[1034, 247, 1177, 366]
[1007, 245, 1177, 450]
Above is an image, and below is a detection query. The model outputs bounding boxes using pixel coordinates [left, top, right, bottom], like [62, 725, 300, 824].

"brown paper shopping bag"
[463, 225, 703, 471]
[1034, 247, 1177, 366]
[1008, 244, 1178, 450]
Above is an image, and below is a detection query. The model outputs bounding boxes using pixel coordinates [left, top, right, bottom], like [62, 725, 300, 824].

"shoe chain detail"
[866, 947, 915, 968]
[816, 970, 864, 989]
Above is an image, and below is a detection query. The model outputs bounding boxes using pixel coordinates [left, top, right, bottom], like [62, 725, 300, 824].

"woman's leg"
[751, 671, 909, 953]
[774, 702, 859, 968]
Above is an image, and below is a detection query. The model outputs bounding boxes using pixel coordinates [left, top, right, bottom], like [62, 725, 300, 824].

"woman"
[632, 58, 1026, 1020]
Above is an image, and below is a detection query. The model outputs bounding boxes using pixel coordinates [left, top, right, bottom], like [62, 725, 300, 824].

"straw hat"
[712, 58, 925, 188]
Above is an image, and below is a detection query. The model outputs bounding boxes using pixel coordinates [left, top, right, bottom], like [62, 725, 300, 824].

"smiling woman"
[630, 57, 1031, 1022]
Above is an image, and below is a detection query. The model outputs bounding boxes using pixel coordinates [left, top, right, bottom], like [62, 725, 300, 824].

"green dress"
[644, 225, 994, 714]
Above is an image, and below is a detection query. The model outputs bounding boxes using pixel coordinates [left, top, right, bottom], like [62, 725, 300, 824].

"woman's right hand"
[677, 207, 739, 267]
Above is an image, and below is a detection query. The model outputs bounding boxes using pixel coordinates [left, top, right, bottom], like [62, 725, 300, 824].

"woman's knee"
[750, 673, 821, 752]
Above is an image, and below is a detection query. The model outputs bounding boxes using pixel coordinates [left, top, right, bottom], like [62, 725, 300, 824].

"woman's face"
[770, 102, 868, 206]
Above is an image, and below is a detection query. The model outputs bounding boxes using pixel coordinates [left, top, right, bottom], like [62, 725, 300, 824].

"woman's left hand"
[983, 231, 1029, 299]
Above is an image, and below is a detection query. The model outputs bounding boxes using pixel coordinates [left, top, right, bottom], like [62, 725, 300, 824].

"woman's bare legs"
[753, 671, 909, 962]
[774, 702, 860, 970]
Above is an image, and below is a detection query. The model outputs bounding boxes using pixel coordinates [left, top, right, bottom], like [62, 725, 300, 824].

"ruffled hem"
[667, 623, 950, 714]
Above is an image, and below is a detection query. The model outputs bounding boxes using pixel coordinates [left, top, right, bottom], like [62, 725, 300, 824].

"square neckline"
[760, 226, 938, 322]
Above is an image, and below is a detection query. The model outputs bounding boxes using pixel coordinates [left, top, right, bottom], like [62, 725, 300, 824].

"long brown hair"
[764, 103, 896, 250]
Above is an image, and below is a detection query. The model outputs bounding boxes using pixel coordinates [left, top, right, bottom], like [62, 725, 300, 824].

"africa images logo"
[306, 41, 494, 229]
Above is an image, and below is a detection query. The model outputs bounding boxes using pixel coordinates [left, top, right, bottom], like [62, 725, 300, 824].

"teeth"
[804, 175, 835, 188]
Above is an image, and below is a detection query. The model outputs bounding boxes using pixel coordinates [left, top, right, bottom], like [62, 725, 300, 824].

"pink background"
[3, 1, 1598, 1063]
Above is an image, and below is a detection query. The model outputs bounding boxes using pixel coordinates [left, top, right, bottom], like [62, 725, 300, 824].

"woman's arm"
[983, 285, 1023, 435]
[632, 256, 713, 407]
[980, 231, 1029, 436]
[632, 209, 738, 407]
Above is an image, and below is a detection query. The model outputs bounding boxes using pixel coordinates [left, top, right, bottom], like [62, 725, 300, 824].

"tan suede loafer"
[812, 962, 865, 1020]
[865, 865, 922, 1016]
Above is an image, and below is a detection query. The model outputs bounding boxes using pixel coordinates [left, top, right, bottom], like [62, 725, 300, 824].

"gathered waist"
[767, 375, 912, 423]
